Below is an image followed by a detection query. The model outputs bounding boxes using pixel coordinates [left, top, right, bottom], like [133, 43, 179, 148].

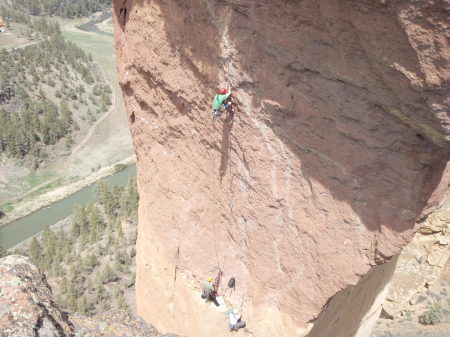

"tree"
[0, 245, 7, 258]
[77, 295, 92, 315]
[129, 247, 136, 258]
[87, 203, 103, 242]
[123, 178, 139, 219]
[126, 272, 136, 288]
[60, 276, 68, 294]
[72, 205, 88, 236]
[117, 294, 129, 312]
[101, 264, 118, 284]
[84, 253, 98, 274]
[28, 236, 42, 264]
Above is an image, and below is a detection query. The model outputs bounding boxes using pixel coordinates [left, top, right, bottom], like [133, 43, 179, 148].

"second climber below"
[212, 85, 234, 122]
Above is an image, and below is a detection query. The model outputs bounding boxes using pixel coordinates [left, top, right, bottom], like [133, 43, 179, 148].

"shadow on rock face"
[225, 0, 449, 234]
[220, 111, 235, 179]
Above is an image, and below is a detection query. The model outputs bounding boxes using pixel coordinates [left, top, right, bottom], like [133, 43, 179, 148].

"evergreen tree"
[84, 253, 98, 273]
[123, 178, 139, 219]
[28, 236, 43, 264]
[60, 276, 68, 294]
[95, 282, 109, 303]
[77, 295, 92, 315]
[0, 245, 7, 258]
[129, 247, 136, 258]
[101, 264, 118, 284]
[117, 294, 129, 312]
[87, 203, 103, 242]
[73, 205, 88, 236]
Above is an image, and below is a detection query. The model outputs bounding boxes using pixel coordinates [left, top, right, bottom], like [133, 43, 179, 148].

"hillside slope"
[113, 1, 449, 336]
[0, 255, 181, 337]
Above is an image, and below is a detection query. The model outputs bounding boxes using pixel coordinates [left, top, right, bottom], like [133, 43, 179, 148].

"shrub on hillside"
[113, 163, 126, 173]
[419, 304, 443, 325]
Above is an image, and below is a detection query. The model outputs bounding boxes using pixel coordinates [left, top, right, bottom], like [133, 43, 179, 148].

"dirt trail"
[67, 75, 117, 164]
[6, 40, 38, 52]
[12, 177, 59, 202]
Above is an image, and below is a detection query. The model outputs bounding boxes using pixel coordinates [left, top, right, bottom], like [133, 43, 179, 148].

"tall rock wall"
[113, 1, 449, 336]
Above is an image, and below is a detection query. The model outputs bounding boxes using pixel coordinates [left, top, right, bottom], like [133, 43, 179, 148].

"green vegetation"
[113, 163, 127, 174]
[15, 178, 139, 315]
[8, 0, 110, 18]
[0, 6, 61, 35]
[419, 304, 443, 325]
[0, 245, 7, 258]
[0, 19, 112, 169]
[417, 295, 427, 303]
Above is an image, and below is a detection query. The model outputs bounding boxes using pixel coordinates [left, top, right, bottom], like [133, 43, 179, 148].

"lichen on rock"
[0, 255, 74, 337]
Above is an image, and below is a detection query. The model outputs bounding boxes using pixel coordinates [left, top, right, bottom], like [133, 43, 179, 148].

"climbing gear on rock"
[214, 270, 223, 296]
[228, 277, 235, 289]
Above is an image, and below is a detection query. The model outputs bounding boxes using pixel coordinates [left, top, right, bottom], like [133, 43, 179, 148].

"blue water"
[0, 164, 136, 249]
[77, 11, 114, 38]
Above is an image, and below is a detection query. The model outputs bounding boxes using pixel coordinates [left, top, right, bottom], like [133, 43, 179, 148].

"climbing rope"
[211, 150, 221, 269]
[209, 0, 259, 304]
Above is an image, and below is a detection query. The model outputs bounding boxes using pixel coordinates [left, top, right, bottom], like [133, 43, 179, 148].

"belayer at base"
[212, 86, 234, 122]
[228, 308, 246, 332]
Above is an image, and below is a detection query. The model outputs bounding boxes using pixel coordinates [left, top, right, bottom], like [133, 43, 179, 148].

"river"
[0, 164, 136, 249]
[77, 11, 114, 38]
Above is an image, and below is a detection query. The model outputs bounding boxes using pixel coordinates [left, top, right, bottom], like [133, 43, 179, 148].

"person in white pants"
[228, 308, 246, 332]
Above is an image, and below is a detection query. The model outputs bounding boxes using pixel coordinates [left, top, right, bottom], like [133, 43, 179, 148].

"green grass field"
[62, 31, 116, 70]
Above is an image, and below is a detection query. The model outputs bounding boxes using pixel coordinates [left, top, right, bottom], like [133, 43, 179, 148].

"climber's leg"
[235, 320, 246, 330]
[208, 292, 220, 306]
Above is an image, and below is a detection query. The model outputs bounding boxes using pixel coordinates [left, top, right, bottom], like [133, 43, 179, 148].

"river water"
[77, 11, 114, 38]
[0, 165, 136, 249]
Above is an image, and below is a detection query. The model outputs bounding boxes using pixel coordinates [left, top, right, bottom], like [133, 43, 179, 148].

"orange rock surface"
[113, 1, 449, 336]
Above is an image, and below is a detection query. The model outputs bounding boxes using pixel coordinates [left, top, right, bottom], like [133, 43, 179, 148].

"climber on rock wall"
[228, 308, 246, 332]
[201, 276, 219, 306]
[212, 85, 234, 122]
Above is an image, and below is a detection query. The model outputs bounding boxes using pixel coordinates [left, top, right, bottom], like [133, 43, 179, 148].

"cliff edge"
[0, 255, 180, 337]
[113, 1, 449, 336]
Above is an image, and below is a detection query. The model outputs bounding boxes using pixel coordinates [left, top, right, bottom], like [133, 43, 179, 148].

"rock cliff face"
[0, 255, 74, 337]
[381, 191, 449, 317]
[112, 1, 449, 336]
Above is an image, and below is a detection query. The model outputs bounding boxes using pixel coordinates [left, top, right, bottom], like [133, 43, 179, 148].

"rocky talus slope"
[0, 255, 181, 337]
[113, 0, 449, 336]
